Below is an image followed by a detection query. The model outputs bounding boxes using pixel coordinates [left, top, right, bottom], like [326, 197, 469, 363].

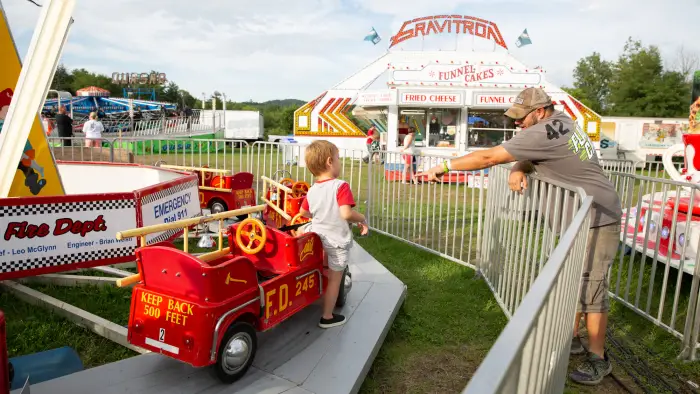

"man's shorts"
[295, 224, 349, 272]
[578, 221, 620, 313]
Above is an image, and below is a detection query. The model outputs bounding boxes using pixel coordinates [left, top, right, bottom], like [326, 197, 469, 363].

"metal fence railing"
[608, 171, 700, 360]
[364, 151, 486, 268]
[45, 138, 700, 389]
[478, 166, 588, 317]
[465, 174, 592, 392]
[46, 111, 220, 138]
[599, 158, 684, 180]
[600, 158, 636, 175]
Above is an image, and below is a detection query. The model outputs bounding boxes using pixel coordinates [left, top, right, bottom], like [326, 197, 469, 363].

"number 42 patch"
[545, 119, 594, 161]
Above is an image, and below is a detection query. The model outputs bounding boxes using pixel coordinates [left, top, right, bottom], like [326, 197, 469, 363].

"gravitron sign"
[112, 72, 167, 86]
[390, 15, 507, 50]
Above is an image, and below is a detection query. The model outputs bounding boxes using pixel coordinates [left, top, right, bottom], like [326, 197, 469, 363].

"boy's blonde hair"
[305, 140, 338, 176]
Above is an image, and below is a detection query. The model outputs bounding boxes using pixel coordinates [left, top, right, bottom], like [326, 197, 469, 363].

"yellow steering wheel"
[279, 178, 294, 189]
[289, 213, 309, 236]
[201, 165, 213, 183]
[291, 181, 310, 198]
[235, 218, 267, 254]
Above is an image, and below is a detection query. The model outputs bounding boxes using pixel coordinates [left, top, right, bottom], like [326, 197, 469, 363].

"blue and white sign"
[140, 180, 201, 244]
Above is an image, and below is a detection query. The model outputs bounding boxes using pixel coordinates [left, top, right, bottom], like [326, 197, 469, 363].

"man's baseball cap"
[504, 87, 553, 119]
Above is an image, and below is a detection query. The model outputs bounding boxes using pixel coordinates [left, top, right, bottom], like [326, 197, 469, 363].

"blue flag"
[364, 27, 381, 45]
[515, 29, 532, 48]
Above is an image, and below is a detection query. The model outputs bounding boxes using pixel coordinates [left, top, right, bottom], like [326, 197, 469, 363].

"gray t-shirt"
[502, 111, 622, 228]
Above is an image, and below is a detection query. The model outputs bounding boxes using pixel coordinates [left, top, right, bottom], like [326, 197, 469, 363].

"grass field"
[3, 145, 696, 391]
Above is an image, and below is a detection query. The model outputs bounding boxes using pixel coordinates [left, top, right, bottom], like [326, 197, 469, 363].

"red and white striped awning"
[76, 86, 110, 97]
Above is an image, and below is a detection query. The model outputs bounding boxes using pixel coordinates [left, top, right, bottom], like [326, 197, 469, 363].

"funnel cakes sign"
[390, 15, 508, 50]
[392, 63, 543, 86]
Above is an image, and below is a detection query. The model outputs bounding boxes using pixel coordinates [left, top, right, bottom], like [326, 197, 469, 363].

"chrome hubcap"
[212, 204, 224, 213]
[343, 272, 352, 296]
[222, 333, 252, 374]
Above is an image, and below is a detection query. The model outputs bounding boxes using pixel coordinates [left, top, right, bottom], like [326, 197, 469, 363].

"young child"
[299, 140, 369, 328]
[369, 131, 382, 164]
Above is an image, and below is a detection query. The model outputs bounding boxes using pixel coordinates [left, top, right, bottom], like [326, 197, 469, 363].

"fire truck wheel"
[209, 200, 227, 214]
[336, 267, 352, 307]
[214, 322, 257, 383]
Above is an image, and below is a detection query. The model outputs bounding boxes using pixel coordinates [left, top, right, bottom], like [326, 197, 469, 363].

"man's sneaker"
[569, 352, 612, 385]
[570, 336, 585, 355]
[319, 313, 346, 329]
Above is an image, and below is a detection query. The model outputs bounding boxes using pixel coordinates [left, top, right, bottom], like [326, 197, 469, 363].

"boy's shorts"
[578, 221, 620, 314]
[295, 224, 349, 272]
[324, 246, 350, 272]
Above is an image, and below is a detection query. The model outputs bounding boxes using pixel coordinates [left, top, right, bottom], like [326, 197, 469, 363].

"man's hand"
[415, 165, 446, 183]
[508, 170, 528, 194]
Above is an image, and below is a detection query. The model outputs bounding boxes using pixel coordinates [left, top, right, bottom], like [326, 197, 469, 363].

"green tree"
[160, 81, 181, 105]
[50, 64, 73, 92]
[570, 53, 613, 113]
[607, 38, 688, 117]
[69, 68, 120, 96]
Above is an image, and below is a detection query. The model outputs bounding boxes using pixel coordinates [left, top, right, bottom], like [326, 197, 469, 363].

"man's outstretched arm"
[417, 146, 517, 181]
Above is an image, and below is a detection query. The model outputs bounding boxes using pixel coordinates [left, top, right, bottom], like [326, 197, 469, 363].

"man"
[54, 105, 73, 146]
[184, 106, 193, 131]
[419, 87, 622, 386]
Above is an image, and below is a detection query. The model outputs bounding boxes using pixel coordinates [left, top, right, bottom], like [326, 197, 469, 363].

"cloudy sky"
[2, 0, 698, 102]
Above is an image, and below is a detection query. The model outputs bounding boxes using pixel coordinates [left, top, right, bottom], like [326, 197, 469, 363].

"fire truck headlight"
[661, 226, 670, 239]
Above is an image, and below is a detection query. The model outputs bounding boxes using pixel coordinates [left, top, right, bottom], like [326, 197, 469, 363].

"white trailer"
[222, 110, 264, 141]
[598, 116, 689, 165]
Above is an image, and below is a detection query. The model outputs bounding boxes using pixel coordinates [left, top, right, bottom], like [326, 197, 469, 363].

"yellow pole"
[218, 219, 223, 250]
[183, 227, 189, 253]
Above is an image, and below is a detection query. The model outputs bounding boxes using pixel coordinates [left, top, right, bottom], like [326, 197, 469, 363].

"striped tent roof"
[76, 86, 110, 97]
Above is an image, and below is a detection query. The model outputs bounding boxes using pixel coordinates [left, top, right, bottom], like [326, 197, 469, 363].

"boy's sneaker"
[569, 352, 612, 385]
[570, 336, 585, 355]
[319, 313, 346, 329]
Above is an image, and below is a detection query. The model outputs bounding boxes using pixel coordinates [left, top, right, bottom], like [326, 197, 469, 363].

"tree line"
[563, 38, 698, 118]
[49, 65, 302, 137]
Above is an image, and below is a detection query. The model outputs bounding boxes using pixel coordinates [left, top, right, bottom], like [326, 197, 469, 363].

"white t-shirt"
[83, 119, 104, 139]
[300, 179, 356, 249]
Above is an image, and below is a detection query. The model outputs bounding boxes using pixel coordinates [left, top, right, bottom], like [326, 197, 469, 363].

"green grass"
[356, 233, 507, 393]
[0, 289, 135, 368]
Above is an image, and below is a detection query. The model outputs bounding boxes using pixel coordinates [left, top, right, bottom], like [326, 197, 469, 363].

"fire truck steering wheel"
[235, 218, 267, 254]
[291, 181, 310, 198]
[201, 165, 213, 183]
[279, 178, 294, 189]
[289, 213, 309, 236]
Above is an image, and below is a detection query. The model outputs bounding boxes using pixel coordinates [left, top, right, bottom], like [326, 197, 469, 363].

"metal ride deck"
[10, 244, 406, 394]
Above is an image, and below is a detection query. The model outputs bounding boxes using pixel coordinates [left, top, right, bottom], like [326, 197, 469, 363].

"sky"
[2, 0, 699, 103]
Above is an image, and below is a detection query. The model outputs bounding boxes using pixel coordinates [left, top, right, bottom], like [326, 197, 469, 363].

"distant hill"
[259, 99, 306, 107]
